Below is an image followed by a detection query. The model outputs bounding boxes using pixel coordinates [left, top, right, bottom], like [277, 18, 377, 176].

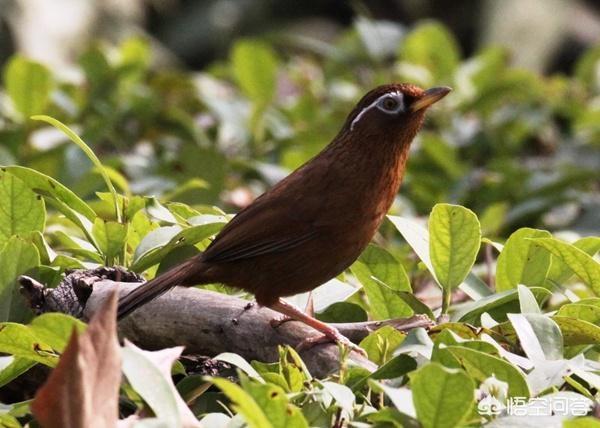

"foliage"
[0, 17, 598, 427]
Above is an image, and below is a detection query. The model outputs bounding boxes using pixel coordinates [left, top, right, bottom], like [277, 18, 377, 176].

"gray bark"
[20, 271, 433, 378]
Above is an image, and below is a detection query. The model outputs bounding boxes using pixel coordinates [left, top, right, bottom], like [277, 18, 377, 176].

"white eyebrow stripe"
[350, 91, 404, 131]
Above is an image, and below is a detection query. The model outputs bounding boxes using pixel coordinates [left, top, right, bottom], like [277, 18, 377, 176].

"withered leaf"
[31, 291, 121, 428]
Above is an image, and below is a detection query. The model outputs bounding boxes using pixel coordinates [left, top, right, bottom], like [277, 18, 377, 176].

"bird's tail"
[117, 257, 202, 320]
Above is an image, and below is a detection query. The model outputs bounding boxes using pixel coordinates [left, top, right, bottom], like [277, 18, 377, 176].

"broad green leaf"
[210, 377, 273, 428]
[31, 116, 122, 222]
[400, 22, 460, 81]
[0, 323, 58, 366]
[231, 40, 278, 105]
[452, 286, 551, 324]
[564, 417, 600, 428]
[4, 55, 53, 118]
[394, 290, 435, 319]
[359, 325, 406, 365]
[410, 363, 474, 428]
[131, 221, 225, 272]
[0, 414, 20, 427]
[240, 375, 308, 428]
[0, 356, 36, 388]
[429, 204, 481, 291]
[387, 215, 492, 300]
[29, 313, 86, 352]
[496, 228, 552, 291]
[316, 302, 367, 323]
[278, 346, 311, 391]
[0, 173, 45, 246]
[531, 238, 600, 295]
[350, 354, 417, 390]
[557, 304, 600, 325]
[133, 226, 181, 262]
[2, 166, 96, 221]
[45, 199, 99, 251]
[92, 219, 128, 265]
[350, 244, 412, 319]
[546, 237, 600, 285]
[552, 317, 600, 346]
[0, 236, 40, 322]
[446, 346, 530, 398]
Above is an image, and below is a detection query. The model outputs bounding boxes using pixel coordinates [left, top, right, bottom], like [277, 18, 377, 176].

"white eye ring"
[376, 94, 404, 113]
[350, 91, 405, 131]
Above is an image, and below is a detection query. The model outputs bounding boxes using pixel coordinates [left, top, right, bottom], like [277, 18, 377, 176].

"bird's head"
[342, 83, 451, 145]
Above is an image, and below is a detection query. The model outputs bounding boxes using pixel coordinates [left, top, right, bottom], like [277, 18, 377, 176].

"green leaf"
[446, 346, 530, 398]
[429, 204, 481, 290]
[131, 221, 225, 272]
[557, 303, 600, 325]
[31, 116, 122, 223]
[350, 354, 417, 390]
[0, 236, 40, 323]
[564, 417, 600, 428]
[532, 238, 600, 295]
[316, 302, 367, 323]
[359, 326, 406, 365]
[28, 313, 86, 352]
[400, 22, 460, 82]
[350, 244, 412, 319]
[2, 166, 96, 221]
[546, 237, 600, 285]
[0, 357, 36, 388]
[410, 363, 474, 428]
[552, 317, 600, 346]
[0, 323, 58, 366]
[4, 55, 53, 118]
[495, 228, 552, 292]
[92, 219, 128, 265]
[210, 377, 273, 428]
[388, 215, 492, 300]
[0, 173, 45, 247]
[452, 286, 551, 324]
[231, 40, 278, 105]
[240, 375, 308, 428]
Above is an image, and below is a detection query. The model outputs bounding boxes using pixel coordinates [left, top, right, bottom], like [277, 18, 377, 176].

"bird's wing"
[201, 188, 321, 264]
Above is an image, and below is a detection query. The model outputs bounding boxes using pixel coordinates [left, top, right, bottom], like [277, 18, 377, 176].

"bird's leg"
[269, 298, 366, 356]
[269, 292, 314, 327]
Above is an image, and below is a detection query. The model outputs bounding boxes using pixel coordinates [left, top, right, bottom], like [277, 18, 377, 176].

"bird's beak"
[410, 86, 452, 112]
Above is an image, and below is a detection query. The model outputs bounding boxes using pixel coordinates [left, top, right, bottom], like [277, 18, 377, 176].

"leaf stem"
[441, 288, 452, 315]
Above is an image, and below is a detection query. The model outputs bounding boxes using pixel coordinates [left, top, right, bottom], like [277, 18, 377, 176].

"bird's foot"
[270, 314, 293, 328]
[296, 329, 367, 357]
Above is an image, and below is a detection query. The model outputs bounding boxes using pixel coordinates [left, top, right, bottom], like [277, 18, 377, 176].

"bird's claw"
[296, 332, 367, 357]
[269, 315, 293, 328]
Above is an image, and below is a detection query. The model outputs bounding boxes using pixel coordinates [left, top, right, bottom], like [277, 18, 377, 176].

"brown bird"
[117, 83, 450, 350]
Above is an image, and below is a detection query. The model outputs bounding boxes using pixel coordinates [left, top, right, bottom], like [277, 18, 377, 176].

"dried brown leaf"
[31, 291, 121, 428]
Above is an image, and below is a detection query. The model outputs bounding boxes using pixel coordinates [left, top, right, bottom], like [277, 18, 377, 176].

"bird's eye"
[377, 95, 402, 113]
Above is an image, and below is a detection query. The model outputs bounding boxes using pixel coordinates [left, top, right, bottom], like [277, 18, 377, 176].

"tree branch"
[19, 269, 434, 378]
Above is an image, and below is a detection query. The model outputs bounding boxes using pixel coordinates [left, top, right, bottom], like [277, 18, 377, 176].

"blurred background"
[2, 0, 600, 74]
[0, 0, 598, 239]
